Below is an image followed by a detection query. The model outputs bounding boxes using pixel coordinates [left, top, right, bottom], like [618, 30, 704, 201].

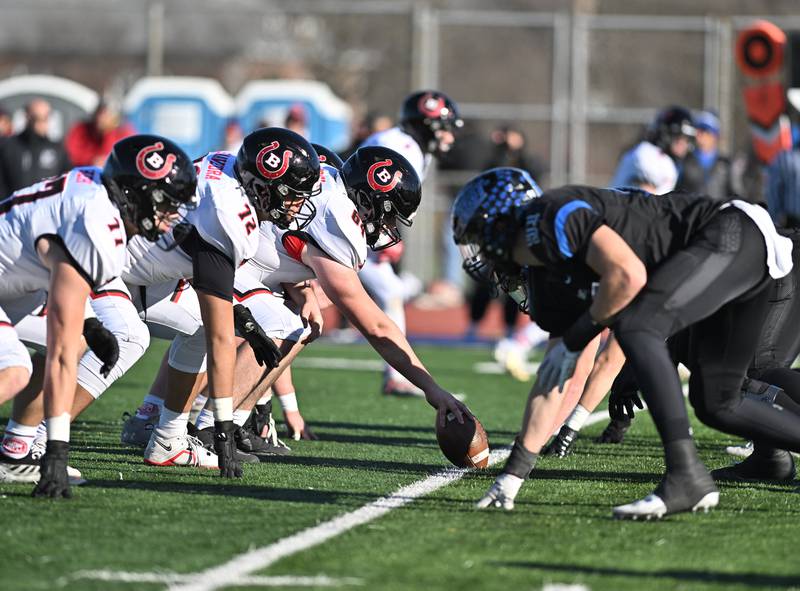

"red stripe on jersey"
[233, 287, 273, 302]
[90, 289, 131, 301]
[281, 234, 306, 262]
[0, 321, 13, 328]
[170, 279, 190, 303]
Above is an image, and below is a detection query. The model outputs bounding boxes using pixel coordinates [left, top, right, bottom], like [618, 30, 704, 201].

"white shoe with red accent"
[143, 433, 218, 469]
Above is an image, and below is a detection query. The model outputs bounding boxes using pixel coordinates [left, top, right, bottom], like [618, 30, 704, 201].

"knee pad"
[77, 317, 151, 399]
[168, 330, 207, 373]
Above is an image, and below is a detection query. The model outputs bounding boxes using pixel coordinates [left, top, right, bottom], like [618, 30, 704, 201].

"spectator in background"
[64, 101, 134, 167]
[340, 113, 393, 161]
[0, 108, 12, 137]
[0, 99, 70, 198]
[676, 109, 732, 200]
[285, 103, 308, 137]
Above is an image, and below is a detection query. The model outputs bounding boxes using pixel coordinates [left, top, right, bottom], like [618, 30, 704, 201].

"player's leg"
[612, 208, 772, 518]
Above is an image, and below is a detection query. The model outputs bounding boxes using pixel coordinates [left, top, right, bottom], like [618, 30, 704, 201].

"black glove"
[213, 420, 243, 478]
[233, 304, 282, 369]
[608, 387, 644, 421]
[83, 318, 119, 378]
[32, 441, 72, 499]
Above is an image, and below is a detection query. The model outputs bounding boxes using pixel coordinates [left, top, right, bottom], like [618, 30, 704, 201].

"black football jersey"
[522, 185, 724, 278]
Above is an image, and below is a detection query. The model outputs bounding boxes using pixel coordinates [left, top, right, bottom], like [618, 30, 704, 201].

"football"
[435, 412, 490, 468]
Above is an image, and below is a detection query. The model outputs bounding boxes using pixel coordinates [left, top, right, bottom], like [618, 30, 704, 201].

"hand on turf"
[233, 304, 283, 369]
[285, 410, 318, 441]
[608, 388, 644, 420]
[83, 318, 119, 378]
[32, 441, 72, 499]
[426, 386, 471, 428]
[213, 421, 243, 478]
[476, 473, 524, 510]
[536, 341, 580, 393]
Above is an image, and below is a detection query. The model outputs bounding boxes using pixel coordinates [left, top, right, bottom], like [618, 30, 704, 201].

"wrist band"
[277, 392, 299, 412]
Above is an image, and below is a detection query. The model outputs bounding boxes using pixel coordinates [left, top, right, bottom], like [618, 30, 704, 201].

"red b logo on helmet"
[418, 93, 446, 118]
[136, 142, 177, 180]
[367, 159, 402, 193]
[256, 141, 293, 179]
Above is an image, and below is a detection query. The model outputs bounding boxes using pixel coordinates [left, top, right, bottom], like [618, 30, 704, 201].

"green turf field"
[1, 341, 798, 591]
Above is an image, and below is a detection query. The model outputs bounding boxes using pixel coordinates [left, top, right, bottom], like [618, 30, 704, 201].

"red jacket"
[65, 121, 135, 167]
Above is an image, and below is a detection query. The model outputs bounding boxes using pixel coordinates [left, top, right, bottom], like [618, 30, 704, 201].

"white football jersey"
[123, 151, 260, 286]
[609, 141, 678, 195]
[244, 163, 367, 292]
[361, 126, 429, 182]
[0, 167, 127, 297]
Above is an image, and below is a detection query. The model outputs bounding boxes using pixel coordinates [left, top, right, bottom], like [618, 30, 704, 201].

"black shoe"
[595, 416, 631, 444]
[614, 463, 719, 520]
[194, 425, 259, 464]
[542, 426, 578, 458]
[236, 425, 292, 457]
[712, 448, 796, 482]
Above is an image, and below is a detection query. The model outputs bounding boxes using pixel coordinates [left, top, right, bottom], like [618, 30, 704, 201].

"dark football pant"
[613, 208, 800, 471]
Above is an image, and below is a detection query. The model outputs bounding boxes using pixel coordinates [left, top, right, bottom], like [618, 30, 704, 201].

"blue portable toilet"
[123, 77, 234, 159]
[235, 80, 352, 151]
[0, 75, 99, 140]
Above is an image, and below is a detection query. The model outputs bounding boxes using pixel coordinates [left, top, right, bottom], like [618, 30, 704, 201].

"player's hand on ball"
[476, 473, 524, 510]
[425, 386, 471, 428]
[537, 341, 580, 393]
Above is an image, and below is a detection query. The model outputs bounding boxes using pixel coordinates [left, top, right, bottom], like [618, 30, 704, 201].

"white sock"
[35, 420, 47, 442]
[155, 407, 189, 439]
[256, 392, 272, 406]
[136, 394, 164, 419]
[565, 404, 591, 432]
[46, 413, 71, 443]
[2, 420, 38, 459]
[193, 394, 208, 408]
[233, 409, 251, 427]
[194, 408, 215, 431]
[210, 397, 233, 422]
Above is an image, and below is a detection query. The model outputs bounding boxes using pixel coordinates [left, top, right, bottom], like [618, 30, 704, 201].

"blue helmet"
[452, 167, 541, 308]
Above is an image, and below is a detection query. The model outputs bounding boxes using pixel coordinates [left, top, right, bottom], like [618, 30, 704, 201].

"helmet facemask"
[355, 189, 414, 250]
[238, 166, 320, 231]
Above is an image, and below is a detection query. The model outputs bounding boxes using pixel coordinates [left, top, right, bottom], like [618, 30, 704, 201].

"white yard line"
[72, 409, 615, 591]
[68, 572, 360, 587]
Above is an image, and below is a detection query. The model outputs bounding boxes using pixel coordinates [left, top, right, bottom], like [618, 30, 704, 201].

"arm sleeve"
[189, 231, 235, 301]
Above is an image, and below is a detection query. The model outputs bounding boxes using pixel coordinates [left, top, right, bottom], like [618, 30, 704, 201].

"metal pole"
[147, 0, 164, 77]
[569, 15, 588, 184]
[550, 12, 570, 187]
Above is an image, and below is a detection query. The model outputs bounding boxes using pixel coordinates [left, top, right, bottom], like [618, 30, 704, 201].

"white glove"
[537, 341, 580, 393]
[476, 473, 525, 510]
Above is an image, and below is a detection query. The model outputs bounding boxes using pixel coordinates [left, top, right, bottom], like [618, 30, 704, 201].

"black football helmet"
[311, 143, 344, 172]
[235, 127, 321, 229]
[341, 146, 421, 250]
[647, 105, 696, 155]
[452, 167, 542, 310]
[102, 134, 198, 244]
[399, 90, 463, 155]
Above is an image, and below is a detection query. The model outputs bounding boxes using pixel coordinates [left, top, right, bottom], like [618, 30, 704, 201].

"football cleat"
[613, 467, 719, 520]
[120, 411, 159, 448]
[712, 448, 796, 482]
[595, 416, 631, 444]
[0, 440, 86, 485]
[193, 425, 260, 463]
[725, 440, 754, 458]
[143, 432, 219, 469]
[542, 426, 578, 458]
[235, 425, 291, 457]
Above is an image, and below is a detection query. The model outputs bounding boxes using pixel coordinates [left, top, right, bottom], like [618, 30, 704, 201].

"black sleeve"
[183, 229, 235, 300]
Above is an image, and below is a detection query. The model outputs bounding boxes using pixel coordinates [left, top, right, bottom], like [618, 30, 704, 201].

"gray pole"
[147, 0, 164, 77]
